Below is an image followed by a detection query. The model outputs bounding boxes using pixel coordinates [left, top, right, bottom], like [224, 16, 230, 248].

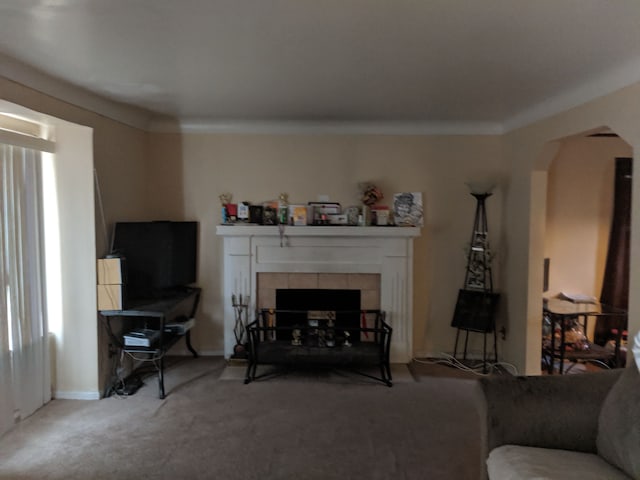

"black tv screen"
[110, 221, 198, 299]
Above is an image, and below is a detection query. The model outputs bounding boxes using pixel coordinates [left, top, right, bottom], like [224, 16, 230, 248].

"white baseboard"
[54, 390, 100, 400]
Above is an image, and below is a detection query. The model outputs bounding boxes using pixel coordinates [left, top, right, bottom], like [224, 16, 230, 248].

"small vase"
[361, 205, 372, 226]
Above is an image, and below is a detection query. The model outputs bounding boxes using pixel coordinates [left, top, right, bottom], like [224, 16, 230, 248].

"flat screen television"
[110, 221, 198, 299]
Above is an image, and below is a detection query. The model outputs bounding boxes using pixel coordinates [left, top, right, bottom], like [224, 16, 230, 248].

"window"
[0, 115, 55, 436]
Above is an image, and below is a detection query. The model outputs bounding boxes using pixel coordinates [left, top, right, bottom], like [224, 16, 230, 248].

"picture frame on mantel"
[393, 192, 423, 226]
[263, 203, 277, 225]
[249, 205, 263, 224]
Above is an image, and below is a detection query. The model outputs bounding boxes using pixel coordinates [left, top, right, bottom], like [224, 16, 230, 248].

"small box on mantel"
[289, 205, 308, 226]
[97, 284, 124, 311]
[97, 258, 124, 285]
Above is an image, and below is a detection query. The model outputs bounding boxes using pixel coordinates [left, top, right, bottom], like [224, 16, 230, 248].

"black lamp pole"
[464, 192, 493, 292]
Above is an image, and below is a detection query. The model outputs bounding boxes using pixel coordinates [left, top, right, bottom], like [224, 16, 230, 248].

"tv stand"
[100, 287, 201, 398]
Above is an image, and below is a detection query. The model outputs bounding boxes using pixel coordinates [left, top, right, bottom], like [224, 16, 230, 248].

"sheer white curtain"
[0, 142, 51, 437]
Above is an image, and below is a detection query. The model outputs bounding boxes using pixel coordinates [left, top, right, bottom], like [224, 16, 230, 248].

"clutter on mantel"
[218, 187, 424, 228]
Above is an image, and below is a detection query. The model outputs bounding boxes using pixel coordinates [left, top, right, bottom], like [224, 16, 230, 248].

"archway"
[532, 126, 632, 373]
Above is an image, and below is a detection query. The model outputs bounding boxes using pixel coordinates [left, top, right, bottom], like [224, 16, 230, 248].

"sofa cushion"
[597, 360, 640, 479]
[487, 445, 630, 480]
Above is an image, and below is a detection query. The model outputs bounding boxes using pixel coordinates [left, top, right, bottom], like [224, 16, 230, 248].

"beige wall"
[147, 85, 640, 375]
[148, 133, 507, 358]
[545, 137, 632, 299]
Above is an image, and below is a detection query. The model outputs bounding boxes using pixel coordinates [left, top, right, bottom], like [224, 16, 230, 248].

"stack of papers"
[557, 292, 598, 304]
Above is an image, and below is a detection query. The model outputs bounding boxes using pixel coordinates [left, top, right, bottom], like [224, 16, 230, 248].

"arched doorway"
[542, 128, 632, 372]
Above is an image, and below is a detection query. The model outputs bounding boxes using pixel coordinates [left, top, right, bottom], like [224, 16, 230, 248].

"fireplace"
[216, 225, 421, 362]
[275, 288, 361, 342]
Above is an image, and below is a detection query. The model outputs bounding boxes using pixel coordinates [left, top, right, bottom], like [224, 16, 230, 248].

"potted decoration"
[359, 182, 383, 226]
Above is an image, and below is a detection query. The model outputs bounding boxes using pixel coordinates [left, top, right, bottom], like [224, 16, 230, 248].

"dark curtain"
[595, 157, 632, 345]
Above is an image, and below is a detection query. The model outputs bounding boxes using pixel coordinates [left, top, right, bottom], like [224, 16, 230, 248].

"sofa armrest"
[477, 369, 622, 454]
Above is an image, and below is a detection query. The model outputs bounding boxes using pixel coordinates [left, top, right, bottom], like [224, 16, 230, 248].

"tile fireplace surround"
[216, 225, 421, 363]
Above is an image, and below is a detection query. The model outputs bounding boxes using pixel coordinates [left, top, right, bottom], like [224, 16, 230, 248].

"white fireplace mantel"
[216, 225, 421, 363]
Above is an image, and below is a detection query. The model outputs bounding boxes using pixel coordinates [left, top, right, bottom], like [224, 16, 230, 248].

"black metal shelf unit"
[100, 286, 201, 398]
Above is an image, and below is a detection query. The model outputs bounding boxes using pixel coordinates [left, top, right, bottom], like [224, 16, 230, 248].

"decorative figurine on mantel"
[325, 312, 336, 347]
[358, 182, 383, 226]
[291, 328, 302, 346]
[359, 182, 383, 206]
[277, 192, 290, 247]
[219, 192, 232, 224]
[325, 329, 336, 347]
[278, 192, 289, 225]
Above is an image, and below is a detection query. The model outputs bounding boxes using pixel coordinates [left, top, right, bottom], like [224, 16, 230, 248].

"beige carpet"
[221, 362, 416, 383]
[0, 357, 485, 480]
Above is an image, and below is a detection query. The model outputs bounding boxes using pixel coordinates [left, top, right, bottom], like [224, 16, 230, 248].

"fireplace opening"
[275, 289, 361, 343]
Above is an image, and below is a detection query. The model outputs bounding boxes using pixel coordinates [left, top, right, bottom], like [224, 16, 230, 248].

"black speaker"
[451, 289, 500, 333]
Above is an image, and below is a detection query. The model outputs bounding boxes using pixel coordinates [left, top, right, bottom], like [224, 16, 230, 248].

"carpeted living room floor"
[0, 357, 488, 480]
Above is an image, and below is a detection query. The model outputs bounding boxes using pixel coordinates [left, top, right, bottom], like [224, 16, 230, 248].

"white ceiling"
[2, 0, 640, 132]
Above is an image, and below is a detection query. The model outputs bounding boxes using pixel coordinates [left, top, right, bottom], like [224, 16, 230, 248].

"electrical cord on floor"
[109, 351, 159, 398]
[413, 353, 519, 376]
[107, 350, 133, 399]
[108, 354, 192, 398]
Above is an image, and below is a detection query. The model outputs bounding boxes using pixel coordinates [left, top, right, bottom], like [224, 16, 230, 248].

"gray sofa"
[477, 363, 640, 479]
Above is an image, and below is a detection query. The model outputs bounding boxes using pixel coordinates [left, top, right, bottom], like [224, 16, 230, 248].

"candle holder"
[231, 293, 250, 357]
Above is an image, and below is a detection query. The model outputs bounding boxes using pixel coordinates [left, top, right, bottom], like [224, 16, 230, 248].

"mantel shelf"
[216, 225, 421, 238]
